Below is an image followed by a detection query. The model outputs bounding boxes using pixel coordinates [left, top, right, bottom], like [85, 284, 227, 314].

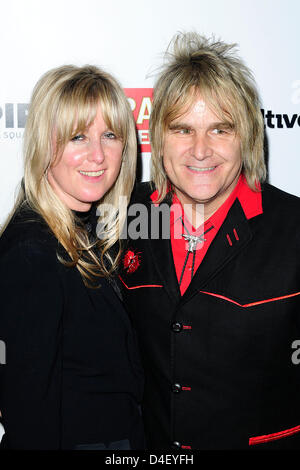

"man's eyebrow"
[168, 122, 192, 130]
[167, 121, 235, 131]
[209, 121, 235, 129]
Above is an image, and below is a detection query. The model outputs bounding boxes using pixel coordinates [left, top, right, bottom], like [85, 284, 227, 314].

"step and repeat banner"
[0, 0, 299, 228]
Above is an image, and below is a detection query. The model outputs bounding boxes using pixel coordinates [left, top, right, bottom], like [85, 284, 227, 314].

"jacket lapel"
[148, 235, 181, 303]
[146, 200, 181, 303]
[182, 199, 253, 301]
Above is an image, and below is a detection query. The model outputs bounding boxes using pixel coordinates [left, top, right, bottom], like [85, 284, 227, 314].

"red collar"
[150, 175, 263, 295]
[236, 175, 263, 220]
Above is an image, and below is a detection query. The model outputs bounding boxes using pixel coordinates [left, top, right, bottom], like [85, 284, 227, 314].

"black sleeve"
[0, 240, 64, 449]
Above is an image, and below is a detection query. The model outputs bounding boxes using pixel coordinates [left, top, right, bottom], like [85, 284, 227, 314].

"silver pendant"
[182, 234, 206, 252]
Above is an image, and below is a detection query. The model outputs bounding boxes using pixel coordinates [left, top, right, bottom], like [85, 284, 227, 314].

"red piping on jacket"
[249, 424, 300, 445]
[233, 228, 239, 241]
[226, 234, 233, 246]
[199, 291, 300, 308]
[119, 275, 163, 290]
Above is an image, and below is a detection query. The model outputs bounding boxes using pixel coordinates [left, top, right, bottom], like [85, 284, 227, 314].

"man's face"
[162, 94, 242, 219]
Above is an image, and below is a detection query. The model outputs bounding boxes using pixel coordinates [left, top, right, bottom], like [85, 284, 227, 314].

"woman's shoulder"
[0, 204, 58, 259]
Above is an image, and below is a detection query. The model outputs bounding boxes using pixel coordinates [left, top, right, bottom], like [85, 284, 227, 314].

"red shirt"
[168, 175, 263, 294]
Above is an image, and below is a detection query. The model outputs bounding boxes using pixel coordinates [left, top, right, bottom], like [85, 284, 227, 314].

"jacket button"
[172, 441, 181, 449]
[172, 383, 182, 393]
[172, 322, 182, 332]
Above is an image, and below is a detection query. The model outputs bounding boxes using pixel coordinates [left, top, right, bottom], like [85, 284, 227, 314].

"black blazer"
[0, 205, 144, 449]
[119, 182, 300, 450]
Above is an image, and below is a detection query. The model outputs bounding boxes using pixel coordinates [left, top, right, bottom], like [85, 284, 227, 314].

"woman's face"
[47, 105, 123, 211]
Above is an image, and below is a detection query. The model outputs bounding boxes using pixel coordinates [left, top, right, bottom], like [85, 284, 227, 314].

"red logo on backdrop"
[124, 88, 153, 153]
[123, 249, 141, 274]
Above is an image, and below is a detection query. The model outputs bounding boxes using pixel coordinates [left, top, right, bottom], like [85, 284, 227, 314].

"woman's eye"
[104, 131, 116, 139]
[71, 134, 85, 142]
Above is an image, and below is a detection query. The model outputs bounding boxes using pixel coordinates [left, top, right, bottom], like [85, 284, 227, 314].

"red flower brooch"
[123, 249, 141, 274]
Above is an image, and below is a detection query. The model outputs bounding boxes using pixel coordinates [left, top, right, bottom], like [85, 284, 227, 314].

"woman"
[0, 65, 144, 449]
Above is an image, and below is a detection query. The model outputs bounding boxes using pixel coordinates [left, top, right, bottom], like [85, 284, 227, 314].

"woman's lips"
[78, 169, 105, 181]
[79, 170, 104, 177]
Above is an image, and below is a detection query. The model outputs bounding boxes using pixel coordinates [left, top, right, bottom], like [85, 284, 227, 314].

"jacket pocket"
[249, 424, 300, 445]
[119, 275, 163, 290]
[199, 291, 300, 308]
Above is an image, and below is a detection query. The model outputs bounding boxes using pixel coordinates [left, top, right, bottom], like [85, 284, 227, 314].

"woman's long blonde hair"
[2, 65, 137, 285]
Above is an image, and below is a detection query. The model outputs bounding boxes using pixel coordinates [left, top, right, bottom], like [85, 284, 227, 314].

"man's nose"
[192, 133, 213, 160]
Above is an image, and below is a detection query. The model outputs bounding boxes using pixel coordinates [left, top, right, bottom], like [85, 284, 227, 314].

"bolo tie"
[178, 218, 214, 286]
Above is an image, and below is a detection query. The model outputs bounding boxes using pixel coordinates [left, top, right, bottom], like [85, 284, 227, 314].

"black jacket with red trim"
[118, 181, 300, 450]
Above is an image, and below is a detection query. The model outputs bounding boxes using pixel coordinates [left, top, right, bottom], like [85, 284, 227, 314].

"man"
[118, 32, 300, 449]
